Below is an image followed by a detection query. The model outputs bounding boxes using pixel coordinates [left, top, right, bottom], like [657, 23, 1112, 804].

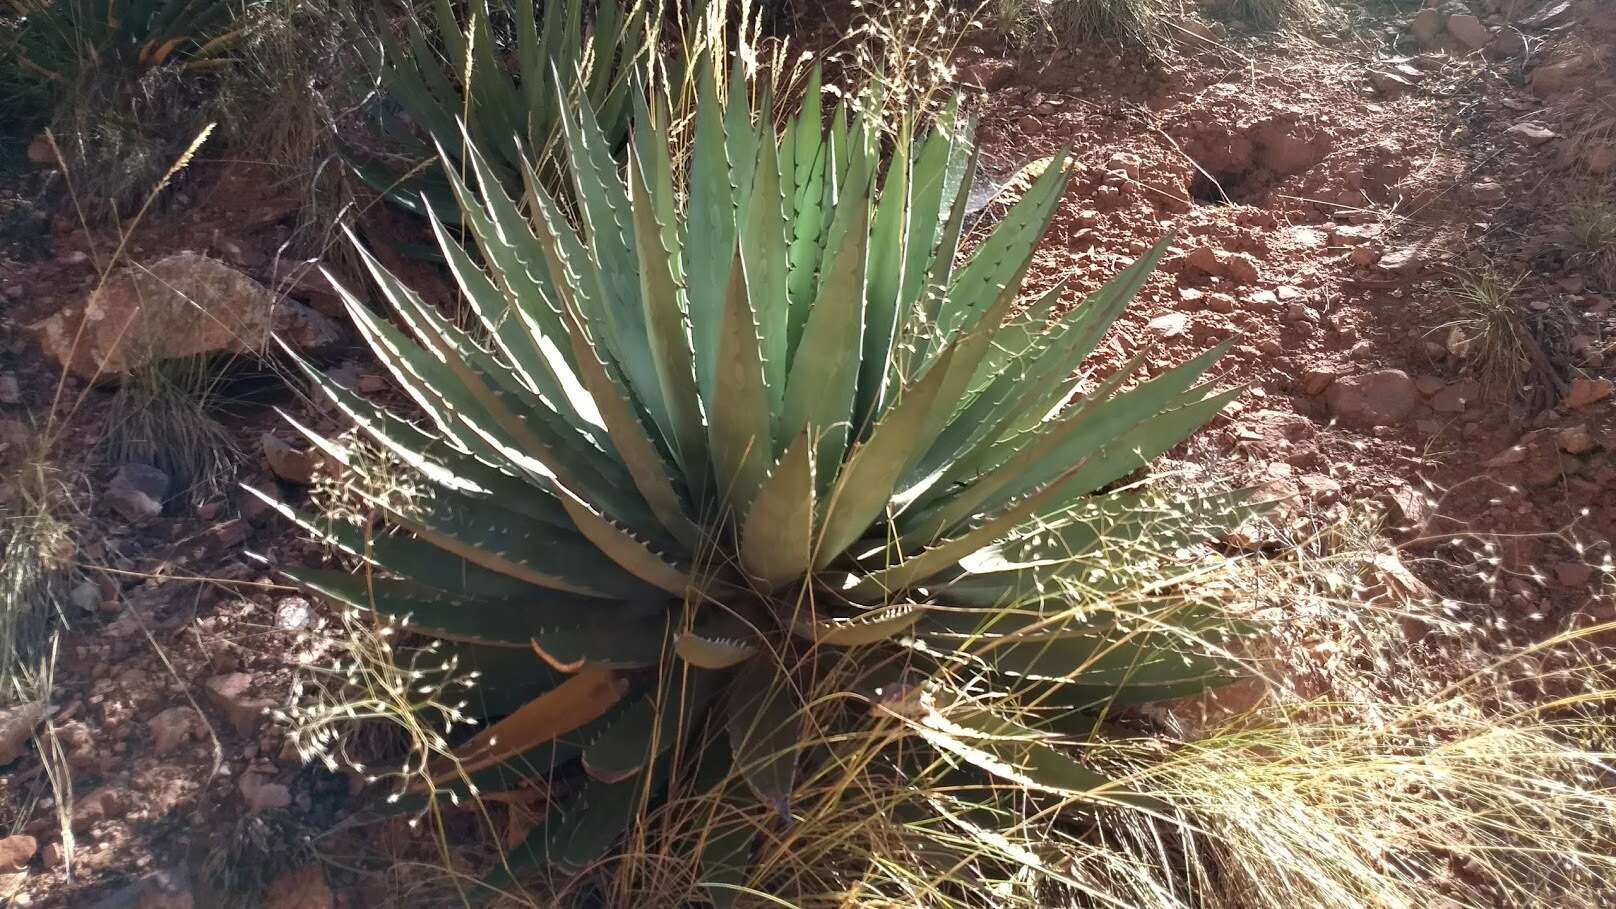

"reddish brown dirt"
[0, 1, 1612, 906]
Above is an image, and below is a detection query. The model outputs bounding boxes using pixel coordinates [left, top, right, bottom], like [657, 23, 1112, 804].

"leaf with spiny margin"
[937, 146, 1071, 341]
[347, 220, 603, 473]
[815, 342, 959, 568]
[740, 126, 790, 414]
[967, 345, 1234, 522]
[552, 482, 693, 596]
[908, 342, 1225, 543]
[740, 431, 815, 588]
[527, 756, 670, 879]
[856, 385, 1241, 599]
[627, 144, 710, 493]
[541, 264, 695, 541]
[724, 54, 756, 214]
[278, 566, 651, 649]
[450, 138, 575, 369]
[560, 86, 661, 401]
[901, 99, 972, 309]
[778, 149, 871, 493]
[529, 608, 673, 673]
[582, 671, 721, 783]
[277, 341, 572, 528]
[725, 656, 800, 820]
[675, 632, 758, 670]
[857, 131, 911, 431]
[791, 605, 923, 647]
[421, 196, 567, 408]
[710, 246, 773, 515]
[241, 491, 552, 603]
[687, 58, 736, 415]
[784, 68, 828, 361]
[904, 349, 1156, 540]
[436, 667, 626, 781]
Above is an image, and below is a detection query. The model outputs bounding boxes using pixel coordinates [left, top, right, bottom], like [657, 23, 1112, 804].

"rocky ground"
[0, 0, 1613, 905]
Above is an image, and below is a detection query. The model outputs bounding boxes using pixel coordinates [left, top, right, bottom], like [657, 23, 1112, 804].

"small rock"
[1565, 378, 1613, 410]
[40, 843, 61, 869]
[1183, 246, 1223, 276]
[1249, 289, 1279, 310]
[1409, 7, 1441, 44]
[1179, 288, 1205, 305]
[26, 134, 55, 166]
[1445, 13, 1490, 50]
[1506, 122, 1558, 146]
[71, 786, 129, 831]
[57, 250, 88, 266]
[274, 597, 313, 631]
[1554, 561, 1594, 588]
[1301, 366, 1343, 396]
[1485, 444, 1528, 467]
[1224, 253, 1261, 285]
[262, 434, 317, 485]
[1376, 247, 1420, 273]
[244, 778, 292, 813]
[106, 463, 169, 521]
[1325, 369, 1418, 428]
[0, 419, 29, 453]
[204, 673, 274, 737]
[147, 706, 201, 756]
[1285, 303, 1319, 323]
[1531, 56, 1584, 96]
[1468, 181, 1505, 205]
[1556, 425, 1594, 454]
[1148, 313, 1188, 338]
[1583, 144, 1616, 176]
[73, 580, 107, 614]
[1276, 285, 1303, 302]
[1206, 293, 1236, 314]
[1429, 380, 1478, 414]
[1349, 245, 1383, 266]
[264, 865, 336, 909]
[1369, 70, 1417, 98]
[0, 702, 44, 766]
[1380, 485, 1431, 533]
[1297, 473, 1342, 503]
[1414, 375, 1446, 397]
[0, 835, 36, 872]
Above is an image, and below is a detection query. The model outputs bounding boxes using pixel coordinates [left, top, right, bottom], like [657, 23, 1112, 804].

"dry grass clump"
[1431, 271, 1533, 390]
[1047, 0, 1178, 56]
[1218, 0, 1327, 31]
[1565, 193, 1616, 291]
[102, 354, 243, 499]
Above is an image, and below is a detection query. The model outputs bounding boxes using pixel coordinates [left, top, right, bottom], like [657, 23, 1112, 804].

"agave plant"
[261, 68, 1251, 895]
[357, 0, 650, 219]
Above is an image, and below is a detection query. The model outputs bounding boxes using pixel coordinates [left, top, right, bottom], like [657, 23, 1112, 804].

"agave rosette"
[261, 64, 1252, 884]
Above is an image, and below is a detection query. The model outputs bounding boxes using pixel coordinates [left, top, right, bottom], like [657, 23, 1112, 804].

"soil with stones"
[0, 0, 1612, 905]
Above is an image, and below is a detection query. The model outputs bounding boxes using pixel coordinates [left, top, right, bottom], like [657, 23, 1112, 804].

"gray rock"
[107, 463, 170, 521]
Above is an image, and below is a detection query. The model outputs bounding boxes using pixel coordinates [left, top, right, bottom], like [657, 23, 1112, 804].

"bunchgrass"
[1047, 0, 1175, 57]
[1433, 272, 1532, 390]
[1565, 194, 1616, 291]
[102, 353, 243, 499]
